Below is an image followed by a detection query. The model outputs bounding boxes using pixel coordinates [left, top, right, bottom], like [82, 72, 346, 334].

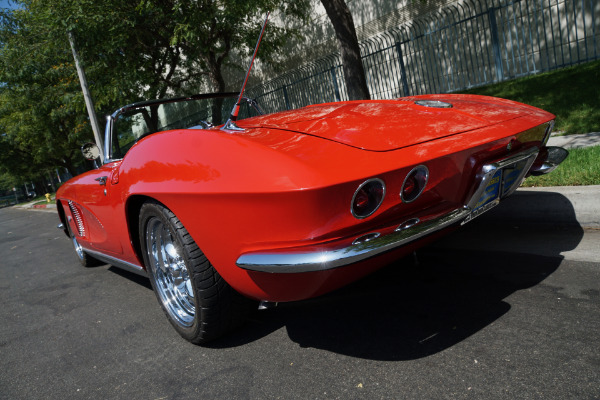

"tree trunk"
[206, 55, 226, 124]
[33, 179, 46, 196]
[46, 170, 56, 192]
[320, 0, 370, 101]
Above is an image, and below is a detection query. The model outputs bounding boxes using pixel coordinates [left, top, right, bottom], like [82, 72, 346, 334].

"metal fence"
[248, 0, 599, 113]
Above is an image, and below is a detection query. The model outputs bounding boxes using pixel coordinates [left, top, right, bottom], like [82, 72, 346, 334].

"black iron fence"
[248, 0, 599, 113]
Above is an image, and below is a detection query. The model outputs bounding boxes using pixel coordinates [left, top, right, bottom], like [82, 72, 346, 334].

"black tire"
[138, 200, 255, 344]
[67, 224, 101, 268]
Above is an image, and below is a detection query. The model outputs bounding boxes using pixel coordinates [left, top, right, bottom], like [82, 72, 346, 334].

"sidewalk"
[535, 132, 599, 227]
[489, 185, 600, 228]
[13, 198, 57, 212]
[547, 131, 600, 149]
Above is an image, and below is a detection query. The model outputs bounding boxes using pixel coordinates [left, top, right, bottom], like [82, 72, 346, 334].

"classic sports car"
[56, 90, 567, 343]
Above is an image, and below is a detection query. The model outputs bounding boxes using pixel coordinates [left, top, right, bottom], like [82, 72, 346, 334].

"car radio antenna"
[222, 12, 270, 132]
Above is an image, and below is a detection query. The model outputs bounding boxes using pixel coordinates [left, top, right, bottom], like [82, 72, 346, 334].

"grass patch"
[523, 145, 600, 187]
[461, 60, 600, 135]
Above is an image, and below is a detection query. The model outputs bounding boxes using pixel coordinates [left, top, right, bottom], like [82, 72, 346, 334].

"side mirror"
[81, 142, 101, 161]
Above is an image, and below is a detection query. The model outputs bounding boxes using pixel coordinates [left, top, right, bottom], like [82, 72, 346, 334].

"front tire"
[68, 224, 100, 268]
[138, 201, 254, 344]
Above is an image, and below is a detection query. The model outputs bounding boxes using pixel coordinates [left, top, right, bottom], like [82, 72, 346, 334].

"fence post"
[395, 42, 411, 97]
[282, 85, 291, 110]
[487, 6, 504, 82]
[330, 66, 341, 102]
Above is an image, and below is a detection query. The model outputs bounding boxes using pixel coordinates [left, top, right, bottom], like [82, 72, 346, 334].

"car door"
[71, 160, 126, 256]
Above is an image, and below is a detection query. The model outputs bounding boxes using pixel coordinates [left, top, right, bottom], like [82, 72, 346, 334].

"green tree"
[0, 6, 91, 177]
[0, 0, 310, 182]
[48, 0, 310, 100]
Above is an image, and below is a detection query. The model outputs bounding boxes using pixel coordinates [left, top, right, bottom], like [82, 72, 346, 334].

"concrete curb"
[483, 185, 600, 228]
[32, 203, 57, 209]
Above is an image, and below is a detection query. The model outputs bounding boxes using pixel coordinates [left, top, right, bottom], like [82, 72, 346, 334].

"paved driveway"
[1, 207, 598, 399]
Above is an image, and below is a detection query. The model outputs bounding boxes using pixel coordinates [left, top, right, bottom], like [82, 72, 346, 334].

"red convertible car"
[56, 91, 567, 343]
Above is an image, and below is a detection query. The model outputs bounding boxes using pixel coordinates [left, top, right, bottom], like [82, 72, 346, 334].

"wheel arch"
[125, 194, 155, 269]
[56, 200, 70, 238]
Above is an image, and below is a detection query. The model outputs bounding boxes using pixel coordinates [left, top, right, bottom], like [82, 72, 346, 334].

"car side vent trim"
[68, 200, 85, 237]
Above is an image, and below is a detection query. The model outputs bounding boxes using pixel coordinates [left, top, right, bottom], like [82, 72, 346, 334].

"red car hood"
[239, 95, 536, 151]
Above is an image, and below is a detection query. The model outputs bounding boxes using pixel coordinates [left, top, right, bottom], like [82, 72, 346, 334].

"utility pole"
[68, 30, 104, 161]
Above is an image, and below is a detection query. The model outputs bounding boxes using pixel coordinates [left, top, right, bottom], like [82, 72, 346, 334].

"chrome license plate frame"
[462, 169, 502, 225]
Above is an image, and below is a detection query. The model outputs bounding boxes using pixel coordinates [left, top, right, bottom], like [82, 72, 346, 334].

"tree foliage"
[0, 0, 309, 189]
[0, 5, 88, 179]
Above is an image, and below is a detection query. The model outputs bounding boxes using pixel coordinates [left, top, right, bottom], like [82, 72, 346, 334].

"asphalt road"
[1, 206, 599, 399]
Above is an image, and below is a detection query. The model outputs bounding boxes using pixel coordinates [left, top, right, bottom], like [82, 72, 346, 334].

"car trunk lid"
[239, 97, 533, 151]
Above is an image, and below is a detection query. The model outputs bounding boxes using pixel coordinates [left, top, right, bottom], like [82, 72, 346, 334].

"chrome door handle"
[95, 176, 107, 186]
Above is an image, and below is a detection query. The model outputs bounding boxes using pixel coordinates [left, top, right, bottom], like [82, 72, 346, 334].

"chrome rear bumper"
[236, 147, 545, 274]
[529, 146, 569, 176]
[236, 208, 470, 273]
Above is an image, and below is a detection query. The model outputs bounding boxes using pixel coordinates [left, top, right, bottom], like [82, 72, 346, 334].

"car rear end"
[214, 95, 566, 302]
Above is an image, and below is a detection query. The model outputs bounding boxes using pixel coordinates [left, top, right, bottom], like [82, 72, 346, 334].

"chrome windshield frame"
[102, 92, 263, 163]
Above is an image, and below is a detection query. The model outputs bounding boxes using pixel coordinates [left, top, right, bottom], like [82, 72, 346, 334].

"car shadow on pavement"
[212, 191, 585, 360]
[107, 266, 153, 290]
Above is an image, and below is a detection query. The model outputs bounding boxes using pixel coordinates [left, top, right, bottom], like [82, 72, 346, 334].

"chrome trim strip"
[103, 115, 113, 164]
[83, 248, 147, 278]
[236, 208, 470, 273]
[414, 100, 453, 108]
[542, 121, 555, 146]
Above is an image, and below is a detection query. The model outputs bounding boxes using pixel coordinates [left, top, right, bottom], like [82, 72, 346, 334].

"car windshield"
[111, 93, 262, 160]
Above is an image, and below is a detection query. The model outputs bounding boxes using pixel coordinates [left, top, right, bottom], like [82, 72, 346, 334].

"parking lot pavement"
[1, 203, 599, 400]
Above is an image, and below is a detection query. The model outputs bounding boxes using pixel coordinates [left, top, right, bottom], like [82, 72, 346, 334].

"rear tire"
[138, 201, 255, 344]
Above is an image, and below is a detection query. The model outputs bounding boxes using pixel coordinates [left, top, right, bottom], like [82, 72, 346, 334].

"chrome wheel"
[67, 222, 99, 267]
[72, 234, 84, 260]
[139, 201, 256, 343]
[145, 217, 195, 327]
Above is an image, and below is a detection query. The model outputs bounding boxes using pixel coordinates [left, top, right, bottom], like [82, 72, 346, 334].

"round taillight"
[401, 165, 428, 203]
[351, 178, 385, 219]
